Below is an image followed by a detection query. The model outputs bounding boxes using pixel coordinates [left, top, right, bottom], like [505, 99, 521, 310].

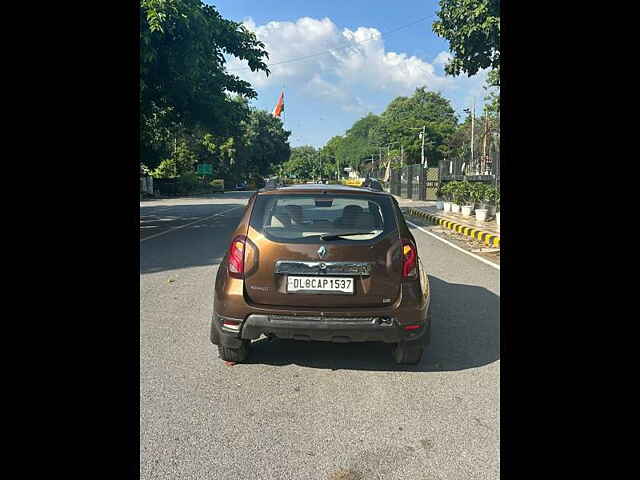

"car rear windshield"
[249, 193, 397, 244]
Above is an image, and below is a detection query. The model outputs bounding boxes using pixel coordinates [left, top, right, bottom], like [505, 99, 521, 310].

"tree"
[319, 136, 344, 178]
[483, 69, 500, 114]
[239, 109, 291, 179]
[432, 0, 500, 86]
[377, 88, 458, 165]
[336, 113, 382, 170]
[281, 146, 318, 180]
[140, 0, 270, 168]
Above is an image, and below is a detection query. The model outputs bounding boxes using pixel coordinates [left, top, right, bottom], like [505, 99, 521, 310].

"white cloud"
[433, 51, 452, 66]
[227, 17, 489, 112]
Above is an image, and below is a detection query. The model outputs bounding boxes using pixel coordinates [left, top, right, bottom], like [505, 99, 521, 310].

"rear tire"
[210, 319, 220, 345]
[392, 340, 424, 365]
[218, 340, 251, 363]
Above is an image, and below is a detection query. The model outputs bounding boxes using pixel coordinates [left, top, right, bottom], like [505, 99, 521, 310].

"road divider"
[406, 219, 500, 270]
[405, 208, 500, 248]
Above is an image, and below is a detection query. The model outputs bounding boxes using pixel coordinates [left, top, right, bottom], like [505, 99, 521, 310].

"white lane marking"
[406, 219, 500, 271]
[140, 206, 243, 243]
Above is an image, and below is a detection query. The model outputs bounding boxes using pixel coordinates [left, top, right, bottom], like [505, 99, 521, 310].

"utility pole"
[420, 125, 426, 167]
[471, 98, 475, 176]
[482, 110, 488, 175]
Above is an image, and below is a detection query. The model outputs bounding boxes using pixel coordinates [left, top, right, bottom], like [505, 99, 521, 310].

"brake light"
[401, 239, 417, 278]
[228, 235, 246, 278]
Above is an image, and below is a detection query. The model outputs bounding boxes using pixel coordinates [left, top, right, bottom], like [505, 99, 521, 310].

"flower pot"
[488, 205, 496, 217]
[451, 203, 460, 213]
[496, 212, 500, 226]
[475, 208, 488, 222]
[436, 200, 444, 210]
[461, 205, 474, 217]
[443, 201, 451, 212]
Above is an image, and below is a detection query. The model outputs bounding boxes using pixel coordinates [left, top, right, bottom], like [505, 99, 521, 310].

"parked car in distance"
[362, 177, 383, 192]
[234, 182, 248, 191]
[211, 184, 431, 364]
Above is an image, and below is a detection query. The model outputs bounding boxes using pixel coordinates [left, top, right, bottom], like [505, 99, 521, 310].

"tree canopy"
[375, 88, 458, 166]
[281, 146, 318, 179]
[432, 0, 500, 86]
[316, 87, 481, 175]
[139, 0, 293, 188]
[140, 0, 276, 175]
[335, 113, 382, 170]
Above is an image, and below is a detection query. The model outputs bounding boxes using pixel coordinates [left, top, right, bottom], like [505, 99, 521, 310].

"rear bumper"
[211, 311, 430, 346]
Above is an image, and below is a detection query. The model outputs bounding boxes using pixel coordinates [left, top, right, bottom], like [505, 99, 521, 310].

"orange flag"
[272, 91, 284, 118]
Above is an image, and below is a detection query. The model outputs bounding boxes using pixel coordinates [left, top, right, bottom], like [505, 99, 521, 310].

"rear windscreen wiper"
[320, 232, 374, 241]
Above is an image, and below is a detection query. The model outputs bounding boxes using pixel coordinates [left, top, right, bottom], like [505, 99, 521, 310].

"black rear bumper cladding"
[211, 312, 430, 348]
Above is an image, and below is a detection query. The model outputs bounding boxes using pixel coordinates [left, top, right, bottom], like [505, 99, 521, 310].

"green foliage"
[140, 0, 271, 169]
[484, 185, 498, 206]
[483, 69, 500, 115]
[444, 182, 498, 207]
[377, 88, 458, 166]
[433, 0, 500, 83]
[316, 88, 459, 173]
[319, 136, 344, 178]
[151, 159, 178, 179]
[446, 181, 467, 205]
[335, 114, 382, 171]
[150, 138, 198, 178]
[239, 109, 291, 179]
[281, 146, 318, 180]
[470, 183, 486, 206]
[176, 172, 200, 194]
[459, 182, 473, 206]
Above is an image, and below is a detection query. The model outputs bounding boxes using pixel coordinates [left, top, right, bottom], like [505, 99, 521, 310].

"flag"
[272, 91, 284, 118]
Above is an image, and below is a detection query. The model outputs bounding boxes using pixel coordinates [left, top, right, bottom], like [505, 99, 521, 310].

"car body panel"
[213, 185, 430, 345]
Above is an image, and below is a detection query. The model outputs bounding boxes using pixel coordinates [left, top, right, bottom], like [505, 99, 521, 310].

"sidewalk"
[394, 196, 500, 248]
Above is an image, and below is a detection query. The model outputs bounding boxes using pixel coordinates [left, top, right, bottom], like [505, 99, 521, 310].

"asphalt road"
[140, 193, 500, 480]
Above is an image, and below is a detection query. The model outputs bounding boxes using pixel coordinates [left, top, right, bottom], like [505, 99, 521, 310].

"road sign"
[197, 164, 213, 175]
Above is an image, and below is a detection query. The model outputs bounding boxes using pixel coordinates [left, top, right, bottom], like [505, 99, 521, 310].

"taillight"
[401, 239, 417, 278]
[228, 235, 246, 278]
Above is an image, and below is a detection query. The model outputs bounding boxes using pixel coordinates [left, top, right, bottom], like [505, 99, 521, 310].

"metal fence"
[438, 133, 500, 190]
[367, 160, 499, 201]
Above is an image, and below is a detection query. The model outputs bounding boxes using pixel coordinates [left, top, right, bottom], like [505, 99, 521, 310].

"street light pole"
[421, 125, 426, 166]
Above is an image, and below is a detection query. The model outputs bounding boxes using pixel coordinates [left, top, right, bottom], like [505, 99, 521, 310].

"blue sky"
[208, 1, 492, 148]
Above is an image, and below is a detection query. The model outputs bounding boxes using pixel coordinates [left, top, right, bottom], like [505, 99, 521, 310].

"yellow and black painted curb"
[406, 208, 500, 248]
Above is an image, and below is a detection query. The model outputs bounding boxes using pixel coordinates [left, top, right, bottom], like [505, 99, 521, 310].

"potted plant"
[485, 186, 497, 218]
[495, 190, 500, 226]
[461, 182, 475, 217]
[450, 182, 462, 213]
[442, 183, 452, 212]
[474, 184, 489, 221]
[435, 183, 444, 210]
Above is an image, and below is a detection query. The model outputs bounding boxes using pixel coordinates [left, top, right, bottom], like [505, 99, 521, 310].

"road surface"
[140, 193, 500, 480]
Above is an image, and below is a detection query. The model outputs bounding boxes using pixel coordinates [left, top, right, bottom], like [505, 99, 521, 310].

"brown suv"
[210, 184, 431, 364]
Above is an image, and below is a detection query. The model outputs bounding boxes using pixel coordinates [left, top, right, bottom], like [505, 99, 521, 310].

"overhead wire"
[227, 14, 435, 73]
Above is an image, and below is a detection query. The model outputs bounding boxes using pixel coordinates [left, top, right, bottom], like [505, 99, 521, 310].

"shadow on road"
[244, 275, 499, 372]
[140, 202, 245, 274]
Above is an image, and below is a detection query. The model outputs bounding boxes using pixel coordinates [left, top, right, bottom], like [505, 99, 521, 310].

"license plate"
[287, 276, 354, 294]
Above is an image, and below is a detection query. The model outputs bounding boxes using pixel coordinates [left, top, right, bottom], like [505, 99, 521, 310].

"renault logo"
[317, 246, 327, 258]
